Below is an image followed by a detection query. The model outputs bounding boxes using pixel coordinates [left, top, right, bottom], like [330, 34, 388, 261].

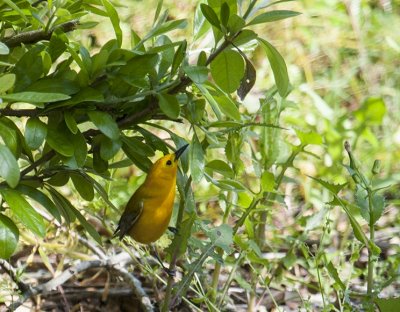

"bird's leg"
[168, 226, 178, 235]
[152, 245, 176, 277]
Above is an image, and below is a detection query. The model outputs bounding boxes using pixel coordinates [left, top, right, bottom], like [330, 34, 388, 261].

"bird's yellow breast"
[128, 180, 176, 244]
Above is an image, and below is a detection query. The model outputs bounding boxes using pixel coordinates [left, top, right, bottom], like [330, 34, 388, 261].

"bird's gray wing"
[113, 199, 144, 239]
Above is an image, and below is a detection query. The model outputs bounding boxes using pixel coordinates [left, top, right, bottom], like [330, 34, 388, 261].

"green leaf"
[93, 147, 109, 173]
[118, 54, 159, 86]
[193, 3, 210, 41]
[228, 14, 246, 34]
[171, 40, 187, 78]
[2, 0, 28, 22]
[13, 46, 44, 92]
[122, 136, 155, 157]
[57, 87, 104, 108]
[79, 46, 92, 73]
[309, 176, 346, 195]
[153, 0, 163, 24]
[190, 133, 205, 183]
[26, 78, 80, 95]
[157, 94, 180, 119]
[355, 97, 387, 125]
[122, 142, 153, 173]
[234, 275, 252, 291]
[296, 130, 323, 146]
[49, 31, 68, 61]
[0, 214, 19, 259]
[348, 213, 369, 247]
[205, 160, 234, 178]
[46, 186, 75, 224]
[64, 112, 78, 134]
[261, 171, 275, 192]
[355, 185, 369, 222]
[16, 185, 61, 222]
[283, 250, 297, 269]
[220, 2, 230, 27]
[187, 99, 206, 123]
[152, 19, 188, 37]
[304, 207, 327, 232]
[91, 49, 109, 77]
[226, 131, 243, 164]
[1, 92, 70, 105]
[0, 118, 22, 157]
[183, 66, 208, 84]
[195, 82, 222, 120]
[102, 0, 122, 47]
[208, 121, 242, 128]
[237, 56, 256, 100]
[197, 51, 207, 66]
[326, 261, 346, 290]
[71, 173, 95, 201]
[0, 74, 16, 93]
[88, 111, 120, 140]
[213, 178, 247, 192]
[247, 10, 301, 26]
[46, 122, 75, 157]
[0, 145, 20, 188]
[375, 297, 400, 312]
[100, 136, 122, 160]
[200, 4, 221, 29]
[47, 171, 70, 187]
[62, 131, 88, 169]
[65, 200, 101, 244]
[210, 50, 245, 93]
[208, 224, 233, 253]
[331, 193, 381, 255]
[264, 0, 297, 8]
[259, 38, 289, 97]
[137, 127, 169, 155]
[25, 118, 47, 150]
[1, 189, 45, 237]
[214, 94, 241, 121]
[0, 42, 10, 55]
[372, 193, 385, 224]
[232, 29, 258, 46]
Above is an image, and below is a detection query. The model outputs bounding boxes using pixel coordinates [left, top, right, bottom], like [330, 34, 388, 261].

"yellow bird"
[114, 144, 188, 244]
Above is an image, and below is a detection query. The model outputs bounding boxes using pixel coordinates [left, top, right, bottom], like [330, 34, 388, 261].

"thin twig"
[168, 36, 235, 94]
[0, 259, 32, 294]
[32, 0, 47, 7]
[20, 150, 56, 177]
[75, 234, 107, 260]
[8, 252, 153, 312]
[0, 108, 42, 117]
[3, 20, 79, 48]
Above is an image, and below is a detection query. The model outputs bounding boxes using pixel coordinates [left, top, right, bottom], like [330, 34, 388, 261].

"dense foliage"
[0, 0, 399, 311]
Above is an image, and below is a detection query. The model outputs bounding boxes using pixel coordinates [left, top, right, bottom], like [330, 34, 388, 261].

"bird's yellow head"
[148, 144, 188, 180]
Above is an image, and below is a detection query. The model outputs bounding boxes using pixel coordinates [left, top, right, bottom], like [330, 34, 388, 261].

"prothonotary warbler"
[114, 144, 188, 244]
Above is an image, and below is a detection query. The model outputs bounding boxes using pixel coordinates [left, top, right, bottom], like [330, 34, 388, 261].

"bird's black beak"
[174, 144, 189, 160]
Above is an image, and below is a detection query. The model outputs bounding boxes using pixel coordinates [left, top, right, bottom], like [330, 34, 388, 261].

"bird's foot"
[164, 266, 176, 278]
[168, 226, 178, 235]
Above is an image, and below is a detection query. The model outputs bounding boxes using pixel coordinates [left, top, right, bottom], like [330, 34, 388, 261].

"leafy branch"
[3, 19, 79, 48]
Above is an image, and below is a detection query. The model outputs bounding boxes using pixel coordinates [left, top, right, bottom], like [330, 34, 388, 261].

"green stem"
[255, 149, 299, 245]
[243, 0, 258, 20]
[162, 176, 192, 312]
[210, 191, 234, 302]
[171, 242, 216, 306]
[367, 190, 375, 310]
[247, 273, 257, 312]
[217, 253, 245, 308]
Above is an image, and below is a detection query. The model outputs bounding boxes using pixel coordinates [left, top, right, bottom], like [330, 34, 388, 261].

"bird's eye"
[166, 160, 172, 166]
